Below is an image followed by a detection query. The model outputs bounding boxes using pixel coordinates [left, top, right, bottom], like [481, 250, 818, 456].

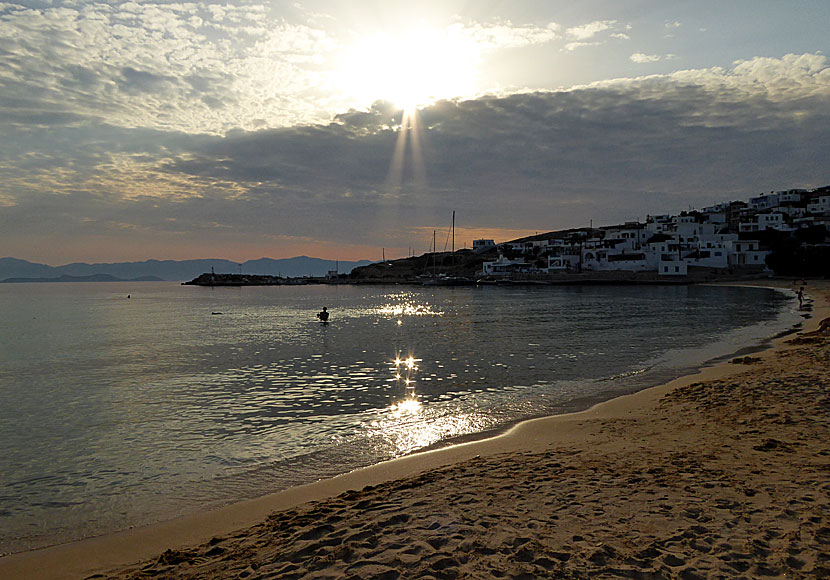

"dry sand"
[2, 281, 828, 580]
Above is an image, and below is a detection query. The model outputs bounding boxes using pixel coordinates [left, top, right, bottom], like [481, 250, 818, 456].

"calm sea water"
[0, 282, 801, 553]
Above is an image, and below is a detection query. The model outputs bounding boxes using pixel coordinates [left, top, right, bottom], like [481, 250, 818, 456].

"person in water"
[317, 306, 329, 322]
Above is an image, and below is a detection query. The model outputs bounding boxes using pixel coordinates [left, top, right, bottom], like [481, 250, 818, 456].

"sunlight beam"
[386, 108, 427, 188]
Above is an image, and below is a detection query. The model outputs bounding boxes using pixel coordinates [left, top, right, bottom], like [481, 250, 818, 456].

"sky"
[1, 1, 828, 264]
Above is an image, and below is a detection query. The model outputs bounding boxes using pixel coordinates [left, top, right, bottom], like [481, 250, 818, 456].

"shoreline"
[1, 280, 826, 579]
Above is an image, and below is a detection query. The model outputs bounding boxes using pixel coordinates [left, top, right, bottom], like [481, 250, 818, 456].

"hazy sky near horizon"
[1, 1, 829, 264]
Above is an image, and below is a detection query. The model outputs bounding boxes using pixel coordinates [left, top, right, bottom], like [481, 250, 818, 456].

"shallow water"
[0, 282, 801, 552]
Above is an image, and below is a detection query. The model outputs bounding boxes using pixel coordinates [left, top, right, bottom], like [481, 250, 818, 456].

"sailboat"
[423, 211, 475, 286]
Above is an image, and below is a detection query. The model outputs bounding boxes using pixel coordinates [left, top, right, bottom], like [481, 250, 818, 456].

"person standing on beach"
[317, 306, 329, 322]
[796, 287, 805, 309]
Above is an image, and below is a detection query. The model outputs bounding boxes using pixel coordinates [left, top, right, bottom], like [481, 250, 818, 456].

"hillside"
[349, 248, 498, 281]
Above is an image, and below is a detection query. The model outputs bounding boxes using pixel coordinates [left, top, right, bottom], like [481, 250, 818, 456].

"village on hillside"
[472, 185, 830, 280]
[184, 185, 830, 285]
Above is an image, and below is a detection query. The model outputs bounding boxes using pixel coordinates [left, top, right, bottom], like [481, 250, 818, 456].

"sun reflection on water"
[390, 353, 421, 397]
[390, 397, 422, 418]
[376, 294, 443, 318]
[364, 349, 490, 456]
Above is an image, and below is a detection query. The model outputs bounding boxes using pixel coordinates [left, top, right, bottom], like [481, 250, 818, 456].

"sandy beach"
[2, 281, 828, 580]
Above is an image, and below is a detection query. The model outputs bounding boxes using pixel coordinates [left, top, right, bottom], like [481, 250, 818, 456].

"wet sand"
[2, 281, 828, 579]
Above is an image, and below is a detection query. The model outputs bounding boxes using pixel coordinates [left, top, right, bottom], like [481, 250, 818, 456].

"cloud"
[460, 20, 560, 51]
[663, 20, 682, 38]
[1, 53, 828, 260]
[566, 20, 616, 41]
[564, 41, 600, 52]
[562, 20, 626, 51]
[668, 53, 830, 103]
[0, 4, 569, 136]
[630, 53, 677, 63]
[630, 52, 662, 63]
[0, 1, 338, 134]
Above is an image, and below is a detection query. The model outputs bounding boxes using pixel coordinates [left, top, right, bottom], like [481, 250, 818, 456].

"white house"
[472, 239, 496, 253]
[659, 259, 688, 276]
[725, 240, 767, 267]
[645, 215, 672, 234]
[602, 222, 650, 250]
[547, 253, 580, 271]
[807, 196, 830, 215]
[777, 206, 807, 218]
[778, 190, 805, 204]
[686, 246, 729, 268]
[738, 213, 786, 233]
[739, 218, 760, 233]
[702, 202, 731, 213]
[701, 211, 727, 224]
[749, 193, 780, 211]
[481, 255, 529, 276]
[757, 212, 786, 231]
[675, 219, 717, 243]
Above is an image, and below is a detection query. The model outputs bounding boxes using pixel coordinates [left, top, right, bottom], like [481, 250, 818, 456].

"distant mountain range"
[1, 273, 165, 283]
[0, 257, 373, 283]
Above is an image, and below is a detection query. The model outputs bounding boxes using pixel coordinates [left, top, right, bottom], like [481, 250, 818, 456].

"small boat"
[432, 274, 475, 286]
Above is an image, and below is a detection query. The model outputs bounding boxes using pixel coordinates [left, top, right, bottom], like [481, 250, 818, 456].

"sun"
[335, 26, 480, 112]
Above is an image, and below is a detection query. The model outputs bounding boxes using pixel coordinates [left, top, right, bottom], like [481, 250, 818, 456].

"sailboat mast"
[432, 230, 438, 278]
[452, 210, 455, 254]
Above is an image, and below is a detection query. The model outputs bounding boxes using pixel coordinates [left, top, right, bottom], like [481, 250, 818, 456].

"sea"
[0, 281, 803, 554]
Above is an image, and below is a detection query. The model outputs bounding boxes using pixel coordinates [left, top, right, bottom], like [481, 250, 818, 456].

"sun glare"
[336, 26, 480, 111]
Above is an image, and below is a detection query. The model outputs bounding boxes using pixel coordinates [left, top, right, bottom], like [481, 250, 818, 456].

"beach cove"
[2, 282, 797, 555]
[1, 281, 828, 579]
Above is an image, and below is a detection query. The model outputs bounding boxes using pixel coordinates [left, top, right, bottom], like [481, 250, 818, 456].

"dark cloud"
[1, 56, 829, 258]
[153, 74, 829, 233]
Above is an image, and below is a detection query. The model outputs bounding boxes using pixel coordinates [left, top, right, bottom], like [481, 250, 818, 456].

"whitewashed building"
[778, 190, 805, 204]
[477, 184, 830, 277]
[472, 239, 496, 253]
[749, 193, 780, 211]
[659, 259, 688, 276]
[481, 255, 529, 276]
[807, 196, 830, 215]
[725, 240, 767, 267]
[547, 253, 580, 271]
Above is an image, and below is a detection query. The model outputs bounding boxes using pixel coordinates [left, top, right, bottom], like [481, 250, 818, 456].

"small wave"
[600, 366, 651, 382]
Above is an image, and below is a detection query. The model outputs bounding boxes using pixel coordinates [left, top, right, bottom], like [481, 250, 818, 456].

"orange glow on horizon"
[7, 222, 544, 267]
[7, 235, 393, 266]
